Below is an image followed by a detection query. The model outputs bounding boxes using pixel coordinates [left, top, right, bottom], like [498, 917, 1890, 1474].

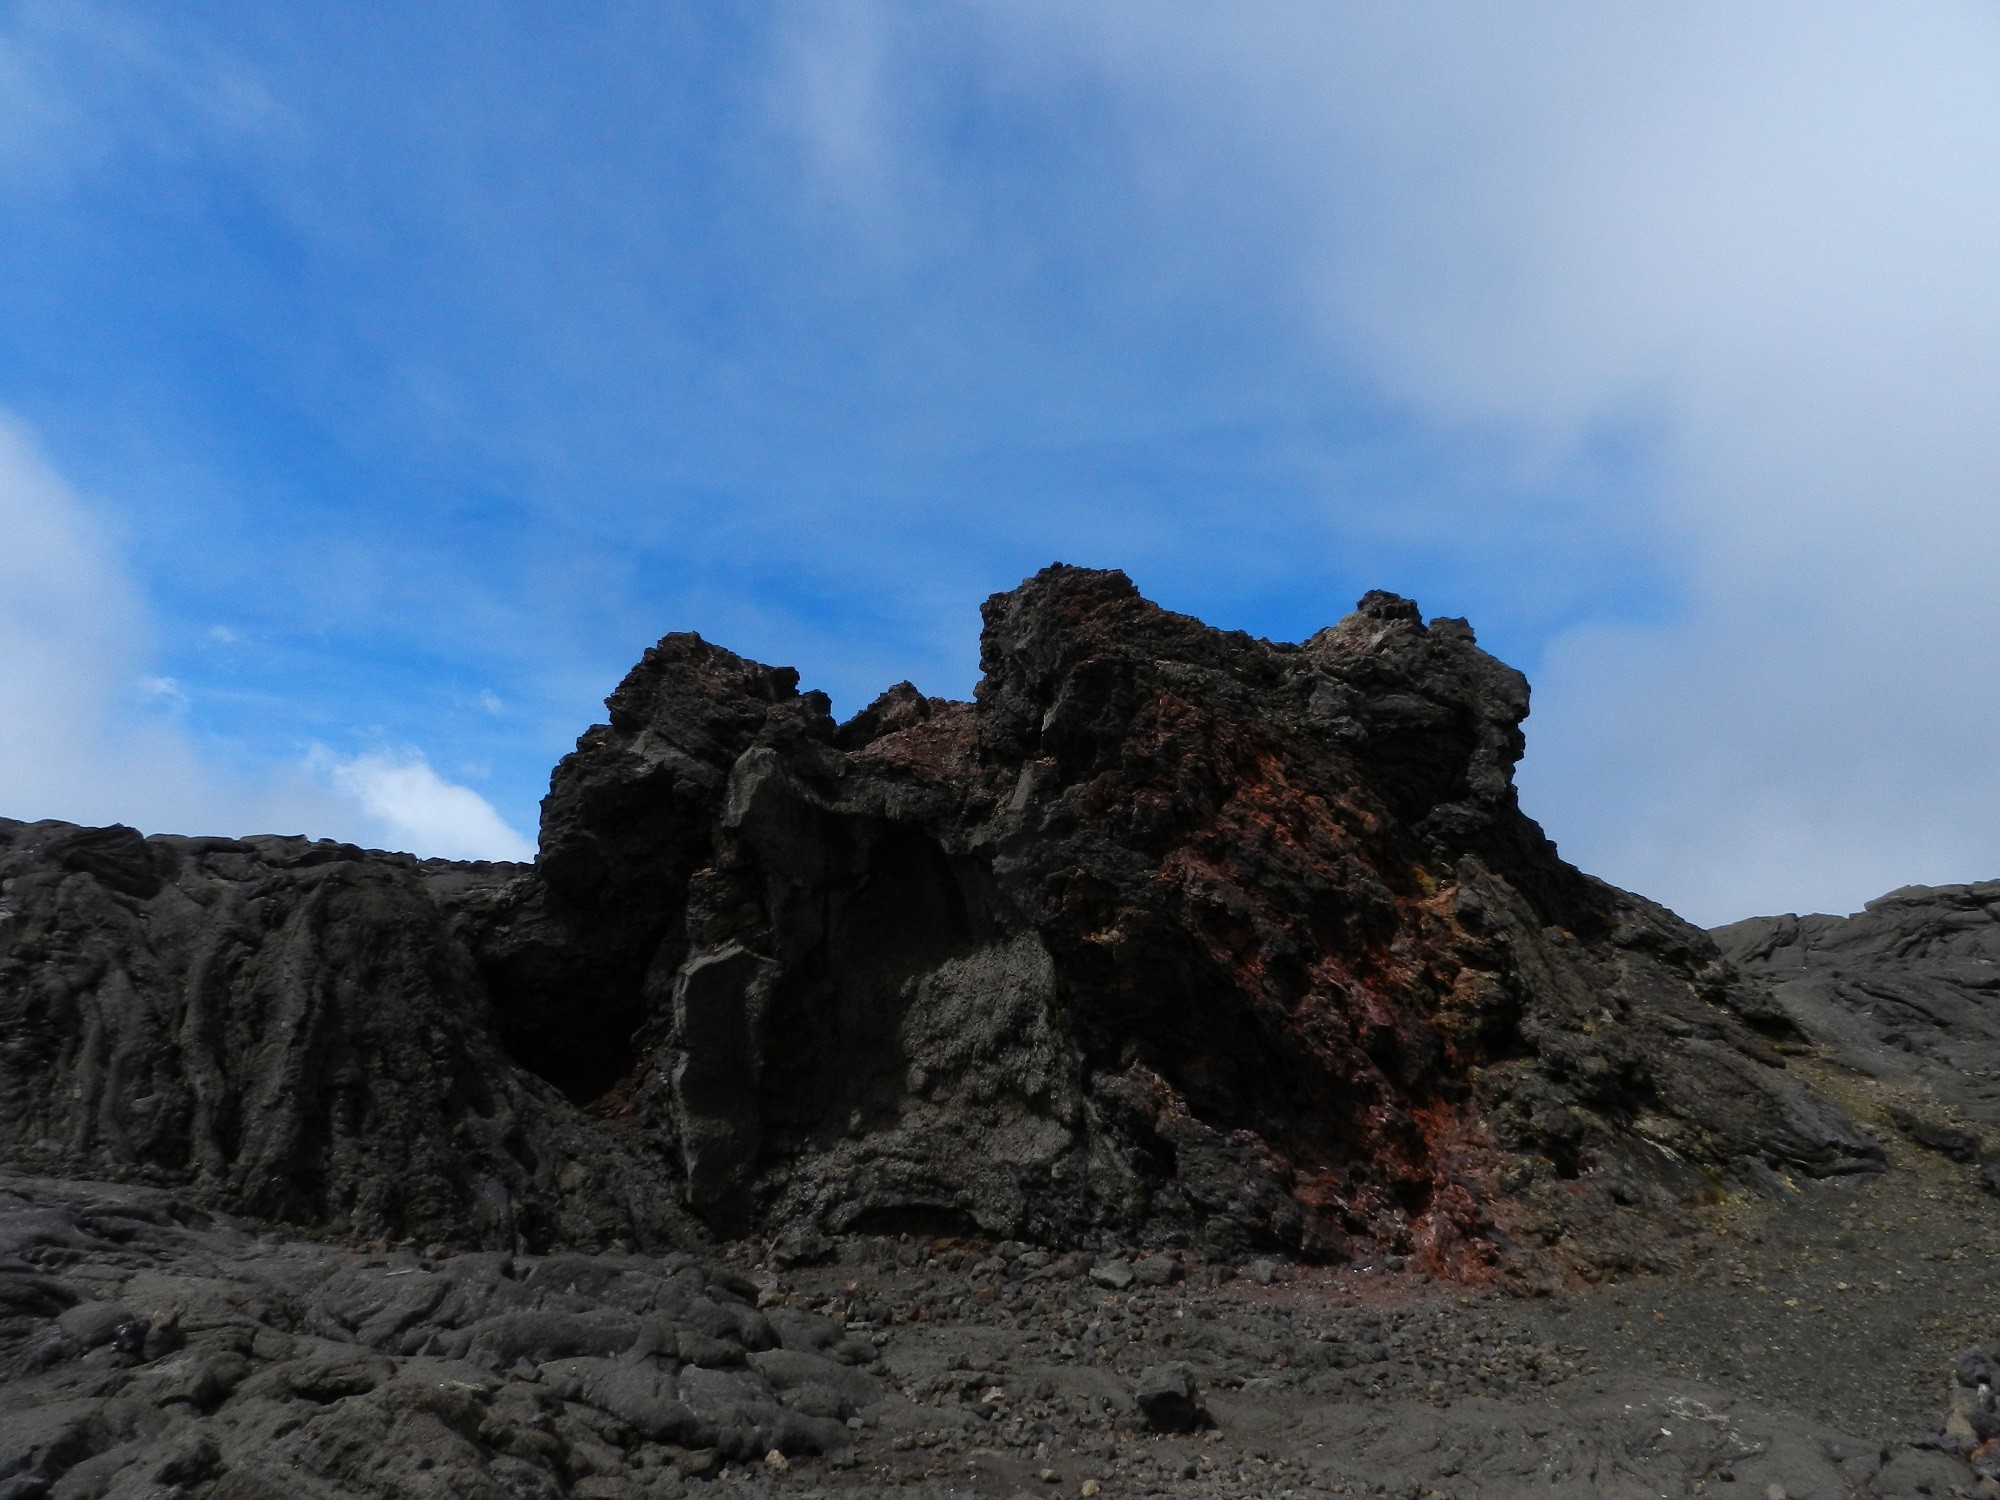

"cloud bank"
[318, 748, 533, 863]
[8, 3, 2000, 925]
[774, 2, 2000, 924]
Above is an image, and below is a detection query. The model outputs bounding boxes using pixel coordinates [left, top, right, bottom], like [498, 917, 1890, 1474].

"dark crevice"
[844, 1203, 984, 1239]
[498, 1003, 646, 1106]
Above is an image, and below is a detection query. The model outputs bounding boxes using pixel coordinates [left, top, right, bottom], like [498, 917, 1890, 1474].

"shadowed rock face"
[466, 566, 1880, 1270]
[0, 822, 700, 1253]
[0, 566, 1883, 1269]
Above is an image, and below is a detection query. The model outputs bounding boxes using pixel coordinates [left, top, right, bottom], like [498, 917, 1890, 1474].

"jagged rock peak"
[476, 566, 1879, 1273]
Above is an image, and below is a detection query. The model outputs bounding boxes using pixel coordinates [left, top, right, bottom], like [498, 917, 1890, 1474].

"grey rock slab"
[1088, 1262, 1134, 1292]
[748, 1347, 882, 1412]
[536, 1357, 700, 1443]
[460, 1309, 644, 1365]
[1717, 883, 2000, 1137]
[1130, 1256, 1182, 1287]
[52, 1304, 139, 1352]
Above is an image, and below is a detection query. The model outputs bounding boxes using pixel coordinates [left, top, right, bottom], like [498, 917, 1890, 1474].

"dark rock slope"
[1716, 882, 2000, 1154]
[0, 566, 1882, 1270]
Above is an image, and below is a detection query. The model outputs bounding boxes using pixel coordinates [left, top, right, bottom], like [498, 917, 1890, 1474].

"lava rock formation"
[1717, 881, 2000, 1161]
[0, 566, 1884, 1270]
[0, 821, 699, 1253]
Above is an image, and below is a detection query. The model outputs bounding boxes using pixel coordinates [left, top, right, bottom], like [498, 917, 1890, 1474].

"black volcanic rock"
[470, 566, 1880, 1270]
[0, 821, 697, 1252]
[0, 566, 1884, 1269]
[3, 1164, 1978, 1500]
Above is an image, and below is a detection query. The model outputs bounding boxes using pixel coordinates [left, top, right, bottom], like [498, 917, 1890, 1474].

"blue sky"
[5, 2, 2000, 923]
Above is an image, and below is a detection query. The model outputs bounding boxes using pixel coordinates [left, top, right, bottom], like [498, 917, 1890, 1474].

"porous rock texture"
[0, 1172, 876, 1500]
[0, 565, 1883, 1271]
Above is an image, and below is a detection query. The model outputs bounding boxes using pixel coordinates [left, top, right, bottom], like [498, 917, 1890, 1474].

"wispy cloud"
[0, 0, 283, 190]
[0, 409, 168, 826]
[767, 0, 903, 232]
[314, 746, 532, 862]
[773, 2, 2000, 923]
[6, 3, 1997, 924]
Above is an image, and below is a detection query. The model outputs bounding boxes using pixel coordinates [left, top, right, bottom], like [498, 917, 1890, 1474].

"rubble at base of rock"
[0, 1164, 1992, 1499]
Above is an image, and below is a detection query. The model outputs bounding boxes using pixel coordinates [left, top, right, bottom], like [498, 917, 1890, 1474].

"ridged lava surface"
[0, 566, 1884, 1271]
[0, 823, 696, 1252]
[1717, 882, 2000, 1155]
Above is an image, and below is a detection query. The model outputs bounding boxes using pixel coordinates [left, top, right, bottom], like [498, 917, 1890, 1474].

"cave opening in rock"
[494, 987, 648, 1107]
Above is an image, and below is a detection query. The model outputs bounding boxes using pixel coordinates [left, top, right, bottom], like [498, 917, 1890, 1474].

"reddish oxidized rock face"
[483, 565, 1880, 1275]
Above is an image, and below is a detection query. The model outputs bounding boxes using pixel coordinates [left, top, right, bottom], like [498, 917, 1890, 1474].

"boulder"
[1133, 1363, 1205, 1433]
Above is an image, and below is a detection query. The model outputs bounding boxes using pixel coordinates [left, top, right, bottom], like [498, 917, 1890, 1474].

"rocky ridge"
[1717, 880, 2000, 1161]
[1, 566, 1883, 1276]
[0, 820, 697, 1255]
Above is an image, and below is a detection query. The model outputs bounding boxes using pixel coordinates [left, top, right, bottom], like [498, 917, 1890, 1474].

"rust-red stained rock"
[482, 565, 1882, 1273]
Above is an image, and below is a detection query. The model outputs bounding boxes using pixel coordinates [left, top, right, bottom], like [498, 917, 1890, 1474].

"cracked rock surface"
[1717, 880, 2000, 1151]
[0, 1172, 876, 1500]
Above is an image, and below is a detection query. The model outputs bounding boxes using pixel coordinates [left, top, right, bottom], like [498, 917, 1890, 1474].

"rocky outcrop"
[0, 566, 1884, 1268]
[463, 566, 1880, 1271]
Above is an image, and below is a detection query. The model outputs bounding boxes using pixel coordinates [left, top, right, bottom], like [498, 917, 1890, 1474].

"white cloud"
[316, 748, 533, 863]
[0, 412, 533, 862]
[766, 0, 909, 241]
[810, 1, 2000, 924]
[0, 409, 177, 827]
